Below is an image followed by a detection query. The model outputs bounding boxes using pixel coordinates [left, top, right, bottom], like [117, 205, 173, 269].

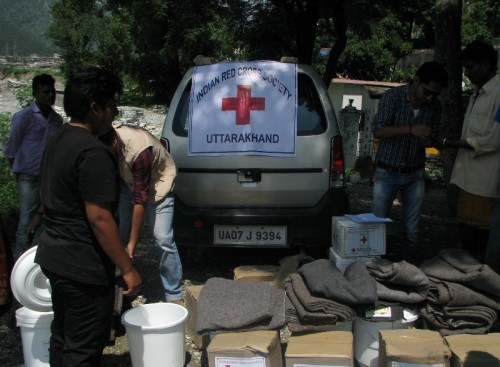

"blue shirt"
[3, 102, 63, 176]
[373, 84, 441, 168]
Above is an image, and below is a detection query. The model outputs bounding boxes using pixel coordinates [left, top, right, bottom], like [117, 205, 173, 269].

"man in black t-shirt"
[35, 67, 141, 367]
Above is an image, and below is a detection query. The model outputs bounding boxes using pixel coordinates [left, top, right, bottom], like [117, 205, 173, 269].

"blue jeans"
[372, 167, 425, 263]
[119, 185, 183, 301]
[486, 198, 500, 273]
[16, 173, 40, 259]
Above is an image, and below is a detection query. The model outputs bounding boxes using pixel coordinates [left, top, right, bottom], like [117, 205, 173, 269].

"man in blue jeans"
[3, 74, 63, 259]
[100, 124, 184, 304]
[372, 61, 448, 264]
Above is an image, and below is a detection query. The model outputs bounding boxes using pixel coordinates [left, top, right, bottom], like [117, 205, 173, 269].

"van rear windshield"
[172, 72, 327, 137]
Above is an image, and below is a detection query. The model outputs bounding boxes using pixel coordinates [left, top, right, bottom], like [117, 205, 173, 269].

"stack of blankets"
[195, 248, 500, 337]
[419, 248, 500, 335]
[285, 259, 376, 332]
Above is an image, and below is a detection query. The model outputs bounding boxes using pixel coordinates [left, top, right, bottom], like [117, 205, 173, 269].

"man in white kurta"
[447, 40, 500, 265]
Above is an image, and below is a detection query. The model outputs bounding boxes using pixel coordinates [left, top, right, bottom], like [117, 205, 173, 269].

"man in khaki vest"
[100, 124, 183, 304]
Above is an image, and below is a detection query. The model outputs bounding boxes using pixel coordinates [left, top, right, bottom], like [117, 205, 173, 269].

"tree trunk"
[322, 1, 347, 86]
[434, 0, 463, 215]
[296, 0, 320, 64]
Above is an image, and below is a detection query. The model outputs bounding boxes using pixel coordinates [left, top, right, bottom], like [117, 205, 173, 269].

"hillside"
[0, 0, 58, 56]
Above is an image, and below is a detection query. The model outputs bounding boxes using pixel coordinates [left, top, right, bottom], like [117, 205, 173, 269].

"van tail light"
[330, 136, 345, 188]
[160, 137, 170, 153]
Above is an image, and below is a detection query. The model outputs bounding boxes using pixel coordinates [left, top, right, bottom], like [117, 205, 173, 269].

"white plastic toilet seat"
[10, 246, 52, 312]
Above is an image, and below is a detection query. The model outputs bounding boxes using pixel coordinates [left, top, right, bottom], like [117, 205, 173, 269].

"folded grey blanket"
[420, 248, 500, 299]
[366, 257, 429, 303]
[196, 277, 285, 334]
[285, 296, 349, 333]
[298, 259, 377, 305]
[421, 302, 497, 336]
[284, 274, 355, 323]
[427, 277, 500, 311]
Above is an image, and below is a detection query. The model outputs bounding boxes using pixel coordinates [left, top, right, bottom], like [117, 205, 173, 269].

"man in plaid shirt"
[371, 61, 448, 264]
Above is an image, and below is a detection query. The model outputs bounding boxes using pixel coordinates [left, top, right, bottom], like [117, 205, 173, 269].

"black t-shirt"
[35, 124, 119, 285]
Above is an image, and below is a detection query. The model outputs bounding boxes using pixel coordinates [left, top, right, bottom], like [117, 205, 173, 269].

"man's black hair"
[32, 74, 55, 95]
[462, 40, 498, 73]
[63, 67, 123, 120]
[416, 61, 449, 88]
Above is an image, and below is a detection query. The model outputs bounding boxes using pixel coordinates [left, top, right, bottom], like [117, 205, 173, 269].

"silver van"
[161, 60, 349, 249]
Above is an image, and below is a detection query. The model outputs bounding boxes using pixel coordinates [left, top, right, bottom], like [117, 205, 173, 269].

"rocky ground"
[0, 75, 461, 366]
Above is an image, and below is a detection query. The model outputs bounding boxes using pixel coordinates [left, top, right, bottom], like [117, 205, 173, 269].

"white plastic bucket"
[16, 307, 53, 367]
[353, 309, 418, 367]
[122, 303, 188, 367]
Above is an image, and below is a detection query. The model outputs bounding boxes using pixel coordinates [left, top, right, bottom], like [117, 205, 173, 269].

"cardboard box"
[445, 333, 500, 367]
[233, 265, 278, 282]
[378, 329, 451, 367]
[207, 330, 283, 367]
[185, 285, 211, 349]
[285, 331, 353, 367]
[329, 247, 376, 273]
[332, 216, 386, 257]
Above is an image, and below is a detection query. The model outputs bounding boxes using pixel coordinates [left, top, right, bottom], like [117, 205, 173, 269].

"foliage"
[48, 1, 107, 77]
[14, 85, 33, 108]
[461, 0, 499, 45]
[425, 167, 444, 183]
[390, 65, 418, 83]
[1, 65, 60, 80]
[44, 0, 499, 103]
[0, 113, 18, 218]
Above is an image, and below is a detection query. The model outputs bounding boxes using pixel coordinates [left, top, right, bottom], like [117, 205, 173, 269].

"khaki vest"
[115, 124, 176, 203]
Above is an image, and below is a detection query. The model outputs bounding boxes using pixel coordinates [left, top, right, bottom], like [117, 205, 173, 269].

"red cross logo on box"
[221, 85, 265, 125]
[360, 234, 368, 244]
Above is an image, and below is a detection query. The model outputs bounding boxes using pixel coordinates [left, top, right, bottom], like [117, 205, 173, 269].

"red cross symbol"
[360, 235, 368, 244]
[221, 85, 265, 125]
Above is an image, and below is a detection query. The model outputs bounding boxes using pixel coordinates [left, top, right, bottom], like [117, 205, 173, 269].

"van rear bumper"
[172, 188, 350, 248]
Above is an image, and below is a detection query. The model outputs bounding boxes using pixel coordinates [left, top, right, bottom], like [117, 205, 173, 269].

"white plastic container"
[353, 309, 418, 367]
[122, 303, 188, 367]
[11, 246, 53, 367]
[16, 307, 53, 367]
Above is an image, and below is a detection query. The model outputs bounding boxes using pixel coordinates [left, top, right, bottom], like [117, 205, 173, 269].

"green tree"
[47, 1, 100, 76]
[47, 0, 499, 102]
[105, 0, 235, 102]
[48, 0, 134, 78]
[461, 0, 499, 44]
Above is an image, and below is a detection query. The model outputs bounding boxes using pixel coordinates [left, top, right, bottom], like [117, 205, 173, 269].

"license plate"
[214, 225, 287, 246]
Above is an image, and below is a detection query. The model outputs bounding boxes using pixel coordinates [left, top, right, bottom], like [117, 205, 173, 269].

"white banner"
[189, 61, 297, 156]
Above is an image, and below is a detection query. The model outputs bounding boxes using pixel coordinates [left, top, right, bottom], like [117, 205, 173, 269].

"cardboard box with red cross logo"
[331, 216, 386, 257]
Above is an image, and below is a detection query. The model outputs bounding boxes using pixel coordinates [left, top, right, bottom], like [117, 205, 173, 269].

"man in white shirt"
[444, 40, 500, 266]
